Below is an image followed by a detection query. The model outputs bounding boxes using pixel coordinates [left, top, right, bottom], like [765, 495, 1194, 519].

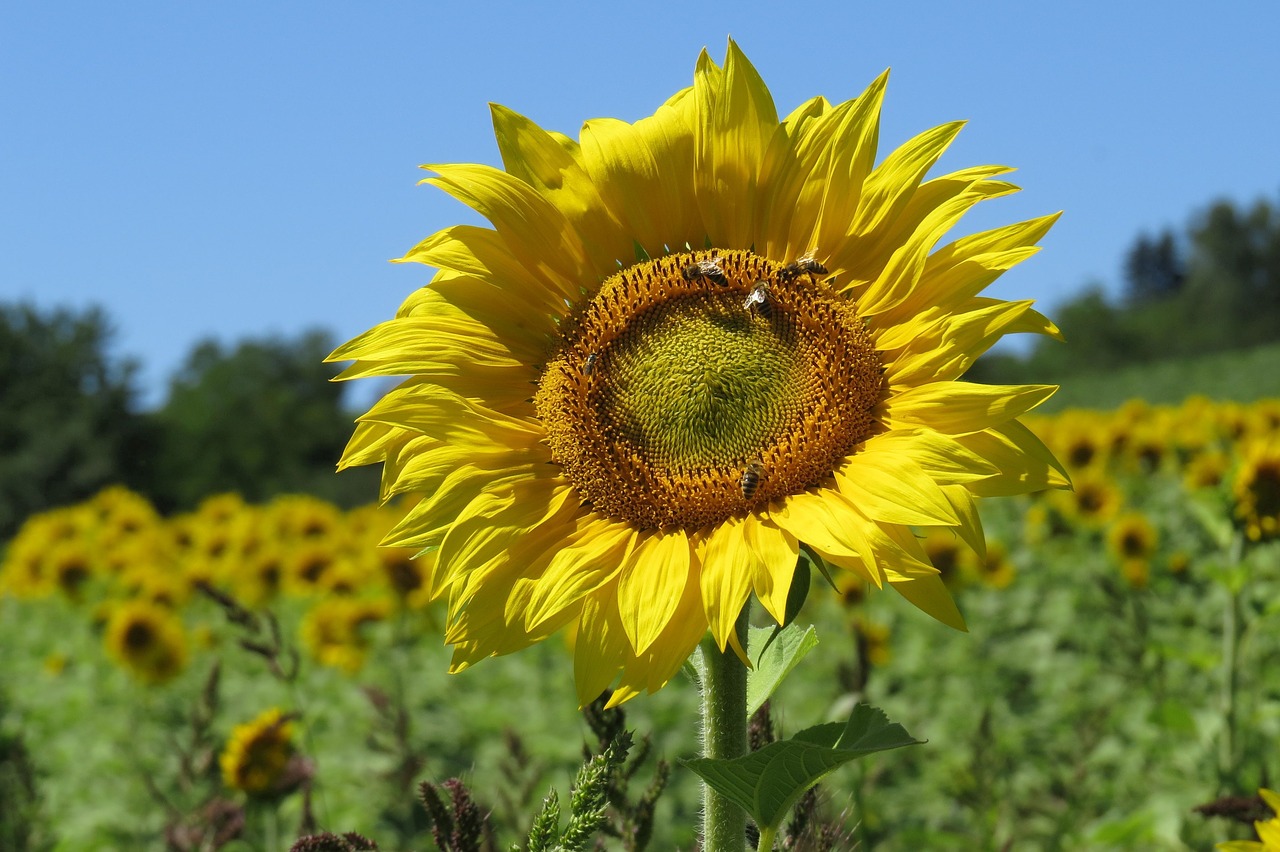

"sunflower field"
[7, 41, 1280, 852]
[1, 394, 1278, 850]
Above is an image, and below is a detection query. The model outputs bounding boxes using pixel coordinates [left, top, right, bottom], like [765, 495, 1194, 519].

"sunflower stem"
[700, 606, 750, 852]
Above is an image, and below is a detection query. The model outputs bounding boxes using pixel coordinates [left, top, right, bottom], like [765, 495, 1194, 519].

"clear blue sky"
[4, 1, 1279, 407]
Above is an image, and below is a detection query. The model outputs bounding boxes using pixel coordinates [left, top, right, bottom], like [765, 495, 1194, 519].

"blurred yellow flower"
[299, 597, 391, 673]
[103, 598, 188, 685]
[220, 707, 297, 796]
[1234, 438, 1280, 542]
[1107, 511, 1158, 565]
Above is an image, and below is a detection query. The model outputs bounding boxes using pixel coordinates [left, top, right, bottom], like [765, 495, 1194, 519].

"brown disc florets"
[535, 249, 884, 529]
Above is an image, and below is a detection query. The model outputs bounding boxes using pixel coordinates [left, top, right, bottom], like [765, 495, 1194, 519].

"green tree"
[0, 303, 148, 537]
[1181, 197, 1280, 349]
[1123, 229, 1185, 305]
[145, 329, 372, 511]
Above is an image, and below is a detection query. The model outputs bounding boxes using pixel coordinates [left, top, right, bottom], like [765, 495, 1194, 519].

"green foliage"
[527, 733, 628, 851]
[683, 704, 919, 840]
[142, 329, 373, 511]
[0, 302, 149, 537]
[1033, 341, 1280, 413]
[0, 688, 48, 852]
[746, 623, 819, 718]
[977, 192, 1280, 390]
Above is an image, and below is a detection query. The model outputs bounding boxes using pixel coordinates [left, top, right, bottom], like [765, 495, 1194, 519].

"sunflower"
[1234, 438, 1280, 542]
[220, 707, 298, 796]
[1052, 469, 1122, 529]
[330, 42, 1066, 705]
[1106, 511, 1158, 564]
[299, 597, 391, 673]
[103, 598, 189, 685]
[968, 539, 1016, 589]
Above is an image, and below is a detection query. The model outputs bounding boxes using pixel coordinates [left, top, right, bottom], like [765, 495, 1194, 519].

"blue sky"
[4, 1, 1279, 407]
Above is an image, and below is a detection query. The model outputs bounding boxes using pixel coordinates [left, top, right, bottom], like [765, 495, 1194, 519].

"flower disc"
[536, 249, 883, 529]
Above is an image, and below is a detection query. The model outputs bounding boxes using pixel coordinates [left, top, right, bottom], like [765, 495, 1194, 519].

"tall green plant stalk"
[1218, 532, 1245, 790]
[700, 608, 750, 852]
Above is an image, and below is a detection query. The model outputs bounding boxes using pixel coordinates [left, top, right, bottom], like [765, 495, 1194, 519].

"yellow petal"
[337, 421, 406, 470]
[771, 490, 863, 559]
[883, 299, 1061, 386]
[520, 516, 636, 631]
[938, 484, 987, 559]
[697, 518, 756, 651]
[380, 465, 531, 551]
[617, 529, 691, 655]
[423, 163, 588, 296]
[743, 512, 798, 625]
[358, 384, 542, 449]
[851, 120, 965, 238]
[328, 315, 524, 376]
[857, 429, 999, 485]
[838, 509, 938, 586]
[693, 40, 777, 247]
[796, 73, 887, 259]
[884, 381, 1057, 435]
[960, 421, 1071, 497]
[436, 482, 576, 601]
[833, 166, 1015, 293]
[890, 572, 967, 631]
[858, 181, 1017, 318]
[490, 103, 630, 273]
[574, 591, 630, 707]
[876, 212, 1061, 325]
[836, 448, 959, 526]
[581, 112, 699, 260]
[397, 224, 571, 316]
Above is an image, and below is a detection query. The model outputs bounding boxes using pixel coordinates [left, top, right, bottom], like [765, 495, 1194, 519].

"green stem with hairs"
[700, 606, 750, 852]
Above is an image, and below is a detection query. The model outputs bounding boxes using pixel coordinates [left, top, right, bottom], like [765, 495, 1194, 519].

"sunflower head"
[330, 42, 1066, 704]
[1234, 438, 1280, 542]
[103, 598, 189, 685]
[220, 708, 303, 797]
[1107, 511, 1158, 564]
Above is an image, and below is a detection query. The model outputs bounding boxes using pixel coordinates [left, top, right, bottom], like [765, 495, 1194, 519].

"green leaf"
[1185, 491, 1234, 550]
[746, 623, 818, 717]
[1147, 700, 1196, 735]
[799, 542, 838, 592]
[682, 704, 921, 833]
[784, 553, 812, 625]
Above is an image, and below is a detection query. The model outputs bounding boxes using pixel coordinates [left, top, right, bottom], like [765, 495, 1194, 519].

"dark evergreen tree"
[1123, 229, 1185, 304]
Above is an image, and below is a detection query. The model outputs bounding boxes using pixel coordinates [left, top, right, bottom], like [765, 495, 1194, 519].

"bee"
[782, 252, 828, 279]
[583, 352, 598, 376]
[682, 256, 729, 288]
[743, 280, 772, 318]
[740, 460, 765, 501]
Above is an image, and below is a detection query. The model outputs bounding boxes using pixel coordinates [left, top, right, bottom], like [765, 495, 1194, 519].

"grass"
[1034, 341, 1280, 413]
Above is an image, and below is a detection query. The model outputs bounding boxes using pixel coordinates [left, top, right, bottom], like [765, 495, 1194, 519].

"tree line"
[974, 191, 1280, 384]
[0, 308, 376, 539]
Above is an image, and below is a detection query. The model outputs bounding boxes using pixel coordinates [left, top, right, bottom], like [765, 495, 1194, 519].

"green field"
[3, 363, 1280, 850]
[1035, 341, 1280, 413]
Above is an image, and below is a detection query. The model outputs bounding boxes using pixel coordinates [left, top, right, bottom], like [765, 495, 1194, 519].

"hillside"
[1028, 340, 1280, 413]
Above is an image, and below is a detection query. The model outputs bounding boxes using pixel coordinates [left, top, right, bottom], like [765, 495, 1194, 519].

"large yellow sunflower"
[330, 42, 1067, 706]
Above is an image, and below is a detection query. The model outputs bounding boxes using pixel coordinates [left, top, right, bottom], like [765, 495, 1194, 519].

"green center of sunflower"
[535, 249, 884, 529]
